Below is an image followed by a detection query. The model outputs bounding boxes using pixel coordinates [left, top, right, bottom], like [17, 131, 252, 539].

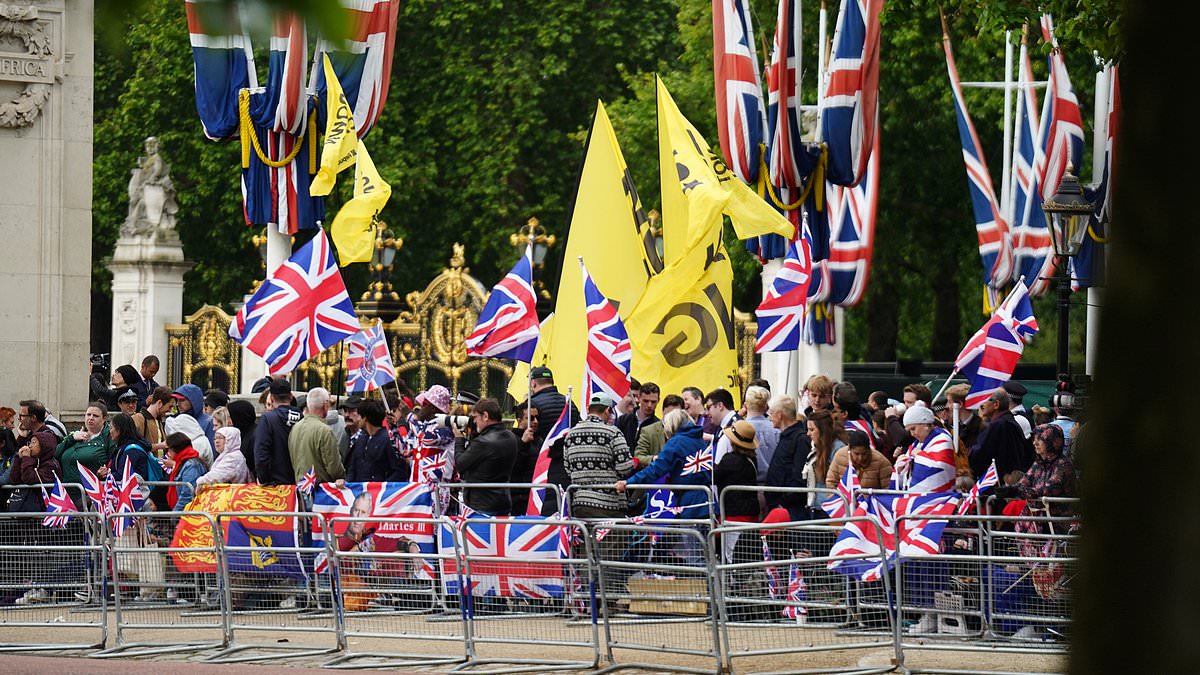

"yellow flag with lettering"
[506, 101, 658, 403]
[624, 78, 796, 406]
[330, 141, 391, 266]
[310, 54, 358, 196]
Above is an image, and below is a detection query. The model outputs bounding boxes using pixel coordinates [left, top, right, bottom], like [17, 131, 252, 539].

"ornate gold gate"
[164, 305, 241, 392]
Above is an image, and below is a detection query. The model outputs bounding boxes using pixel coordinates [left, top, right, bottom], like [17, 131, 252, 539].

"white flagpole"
[1000, 31, 1014, 212]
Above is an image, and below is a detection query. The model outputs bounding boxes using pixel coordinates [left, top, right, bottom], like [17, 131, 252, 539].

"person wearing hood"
[226, 400, 258, 482]
[173, 383, 215, 450]
[617, 409, 714, 521]
[254, 379, 302, 485]
[165, 411, 214, 468]
[198, 426, 251, 486]
[55, 402, 113, 493]
[112, 364, 149, 408]
[163, 432, 206, 511]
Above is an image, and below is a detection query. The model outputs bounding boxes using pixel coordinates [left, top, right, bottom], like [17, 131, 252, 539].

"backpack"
[119, 443, 166, 482]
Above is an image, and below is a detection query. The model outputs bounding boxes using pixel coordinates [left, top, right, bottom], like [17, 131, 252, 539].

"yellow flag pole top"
[310, 54, 358, 196]
[330, 140, 392, 266]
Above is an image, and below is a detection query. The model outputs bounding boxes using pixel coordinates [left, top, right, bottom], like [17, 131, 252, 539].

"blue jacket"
[172, 457, 207, 511]
[625, 424, 713, 520]
[176, 384, 215, 450]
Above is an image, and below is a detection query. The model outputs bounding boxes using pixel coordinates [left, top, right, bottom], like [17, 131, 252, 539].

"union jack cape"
[345, 323, 397, 392]
[820, 0, 883, 188]
[901, 427, 957, 494]
[580, 259, 631, 403]
[465, 243, 540, 362]
[942, 18, 1013, 289]
[230, 230, 359, 375]
[755, 235, 812, 352]
[712, 0, 767, 185]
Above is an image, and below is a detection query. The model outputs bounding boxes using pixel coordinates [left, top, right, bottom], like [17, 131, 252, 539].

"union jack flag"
[680, 445, 714, 477]
[345, 323, 397, 392]
[827, 132, 878, 307]
[828, 491, 960, 581]
[781, 563, 807, 621]
[821, 461, 859, 519]
[77, 461, 106, 514]
[957, 459, 999, 515]
[40, 475, 78, 528]
[756, 236, 812, 353]
[1008, 36, 1056, 297]
[820, 0, 882, 187]
[845, 419, 876, 450]
[762, 536, 779, 600]
[942, 21, 1013, 289]
[440, 517, 565, 598]
[112, 458, 144, 537]
[954, 280, 1038, 408]
[311, 482, 435, 575]
[297, 466, 317, 496]
[186, 0, 252, 141]
[580, 259, 631, 403]
[901, 427, 957, 494]
[527, 394, 573, 516]
[407, 416, 454, 483]
[230, 230, 358, 376]
[311, 0, 401, 139]
[465, 243, 540, 362]
[1038, 15, 1085, 200]
[712, 0, 767, 184]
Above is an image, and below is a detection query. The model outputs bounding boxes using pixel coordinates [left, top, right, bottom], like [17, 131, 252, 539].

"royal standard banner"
[171, 484, 306, 580]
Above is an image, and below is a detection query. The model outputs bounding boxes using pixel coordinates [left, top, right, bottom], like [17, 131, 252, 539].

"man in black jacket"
[453, 399, 517, 516]
[763, 395, 814, 519]
[528, 366, 579, 514]
[970, 390, 1034, 478]
[345, 400, 406, 482]
[254, 379, 302, 485]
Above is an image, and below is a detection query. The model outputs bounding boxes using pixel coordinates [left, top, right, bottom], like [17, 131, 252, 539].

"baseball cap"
[588, 392, 614, 409]
[339, 395, 364, 410]
[530, 366, 554, 380]
[268, 378, 293, 399]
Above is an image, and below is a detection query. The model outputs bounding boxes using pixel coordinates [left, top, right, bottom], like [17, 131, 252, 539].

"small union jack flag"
[77, 461, 107, 514]
[297, 466, 317, 495]
[762, 535, 779, 600]
[465, 242, 540, 362]
[957, 460, 1000, 516]
[781, 562, 807, 621]
[680, 446, 714, 477]
[580, 258, 631, 404]
[111, 458, 144, 537]
[41, 474, 78, 528]
[755, 236, 812, 353]
[345, 323, 397, 393]
[822, 461, 859, 519]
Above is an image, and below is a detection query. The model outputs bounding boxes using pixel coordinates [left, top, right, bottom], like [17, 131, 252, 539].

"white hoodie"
[165, 414, 214, 467]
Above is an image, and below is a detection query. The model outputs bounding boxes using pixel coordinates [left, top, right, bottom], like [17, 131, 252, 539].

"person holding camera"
[451, 398, 517, 516]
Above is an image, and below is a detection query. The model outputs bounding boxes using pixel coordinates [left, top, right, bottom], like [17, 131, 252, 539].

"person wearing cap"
[564, 392, 636, 519]
[895, 405, 956, 493]
[970, 389, 1034, 479]
[452, 398, 518, 516]
[253, 379, 302, 485]
[406, 385, 456, 484]
[339, 395, 365, 463]
[1002, 381, 1033, 427]
[116, 388, 139, 415]
[714, 419, 759, 562]
[528, 367, 579, 514]
[826, 430, 892, 490]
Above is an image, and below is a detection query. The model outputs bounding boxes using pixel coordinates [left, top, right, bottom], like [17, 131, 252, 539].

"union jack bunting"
[440, 517, 566, 598]
[828, 491, 960, 581]
[112, 458, 144, 537]
[77, 461, 106, 514]
[230, 230, 358, 375]
[954, 280, 1038, 408]
[527, 396, 573, 516]
[902, 427, 957, 494]
[465, 243, 540, 362]
[827, 131, 878, 307]
[680, 445, 714, 477]
[311, 0, 401, 139]
[942, 21, 1013, 288]
[41, 475, 78, 528]
[297, 466, 317, 496]
[755, 236, 812, 352]
[1038, 15, 1085, 200]
[345, 323, 397, 392]
[781, 563, 807, 620]
[820, 0, 883, 187]
[957, 459, 999, 515]
[186, 0, 253, 140]
[310, 482, 435, 575]
[580, 259, 632, 403]
[712, 0, 767, 184]
[821, 461, 859, 519]
[1009, 37, 1056, 297]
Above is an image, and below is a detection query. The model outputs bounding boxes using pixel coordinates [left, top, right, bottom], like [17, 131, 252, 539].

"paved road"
[0, 655, 378, 674]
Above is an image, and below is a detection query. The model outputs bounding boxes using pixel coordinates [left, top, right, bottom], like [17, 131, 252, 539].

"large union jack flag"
[311, 481, 435, 575]
[954, 280, 1039, 408]
[755, 235, 812, 352]
[311, 0, 401, 139]
[465, 243, 540, 362]
[820, 0, 882, 187]
[527, 395, 573, 516]
[827, 131, 879, 306]
[580, 259, 631, 403]
[828, 491, 960, 581]
[440, 517, 566, 598]
[1038, 15, 1085, 202]
[942, 21, 1013, 289]
[186, 0, 252, 141]
[712, 0, 767, 185]
[345, 323, 397, 392]
[230, 230, 358, 375]
[41, 475, 78, 528]
[1009, 37, 1056, 297]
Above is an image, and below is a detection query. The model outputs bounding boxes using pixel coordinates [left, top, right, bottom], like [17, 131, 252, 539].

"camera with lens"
[435, 414, 471, 431]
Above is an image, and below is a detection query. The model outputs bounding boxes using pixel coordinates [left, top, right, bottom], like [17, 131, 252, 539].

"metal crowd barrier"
[436, 482, 565, 519]
[322, 515, 468, 670]
[710, 515, 898, 675]
[202, 511, 341, 664]
[92, 511, 227, 658]
[0, 510, 107, 651]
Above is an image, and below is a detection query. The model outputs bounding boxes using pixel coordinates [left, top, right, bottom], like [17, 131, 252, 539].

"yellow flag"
[310, 54, 358, 196]
[506, 101, 657, 401]
[625, 78, 792, 407]
[330, 141, 391, 265]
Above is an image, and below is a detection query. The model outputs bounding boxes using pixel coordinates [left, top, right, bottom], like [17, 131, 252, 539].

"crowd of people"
[0, 356, 1081, 615]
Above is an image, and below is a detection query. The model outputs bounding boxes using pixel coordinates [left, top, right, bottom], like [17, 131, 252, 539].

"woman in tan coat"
[826, 430, 893, 489]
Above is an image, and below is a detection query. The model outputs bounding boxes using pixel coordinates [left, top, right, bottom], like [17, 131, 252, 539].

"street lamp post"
[357, 223, 405, 323]
[1042, 166, 1094, 388]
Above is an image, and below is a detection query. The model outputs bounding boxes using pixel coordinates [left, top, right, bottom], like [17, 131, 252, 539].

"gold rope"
[239, 89, 309, 169]
[756, 144, 827, 212]
[1087, 222, 1108, 243]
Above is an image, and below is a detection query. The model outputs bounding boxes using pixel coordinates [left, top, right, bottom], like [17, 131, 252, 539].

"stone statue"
[121, 136, 179, 239]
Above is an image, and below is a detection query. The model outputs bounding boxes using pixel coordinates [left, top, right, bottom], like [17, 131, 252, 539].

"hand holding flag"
[298, 466, 317, 496]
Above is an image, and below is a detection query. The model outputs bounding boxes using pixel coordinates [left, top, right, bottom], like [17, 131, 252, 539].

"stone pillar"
[105, 137, 193, 371]
[0, 1, 92, 415]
